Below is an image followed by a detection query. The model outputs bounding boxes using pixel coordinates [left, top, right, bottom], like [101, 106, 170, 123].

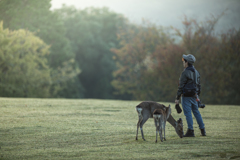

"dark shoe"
[200, 128, 206, 136]
[183, 129, 195, 137]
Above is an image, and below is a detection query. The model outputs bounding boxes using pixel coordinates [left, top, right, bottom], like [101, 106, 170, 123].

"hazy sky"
[51, 0, 240, 32]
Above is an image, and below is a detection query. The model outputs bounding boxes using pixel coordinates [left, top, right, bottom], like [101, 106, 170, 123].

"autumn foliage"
[112, 16, 240, 104]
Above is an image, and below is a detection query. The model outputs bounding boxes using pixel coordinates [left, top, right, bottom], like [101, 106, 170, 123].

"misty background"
[51, 0, 240, 33]
[0, 0, 239, 104]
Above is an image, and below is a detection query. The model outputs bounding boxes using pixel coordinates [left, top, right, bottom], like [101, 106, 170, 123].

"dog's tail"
[136, 105, 143, 120]
[136, 105, 142, 113]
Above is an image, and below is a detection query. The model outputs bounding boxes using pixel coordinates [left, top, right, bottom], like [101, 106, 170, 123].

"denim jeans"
[181, 96, 205, 130]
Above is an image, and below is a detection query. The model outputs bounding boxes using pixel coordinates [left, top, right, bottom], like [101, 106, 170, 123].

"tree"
[55, 6, 128, 99]
[0, 0, 83, 98]
[0, 22, 51, 97]
[112, 15, 240, 104]
[151, 44, 185, 102]
[217, 29, 240, 104]
[174, 15, 240, 104]
[111, 22, 175, 100]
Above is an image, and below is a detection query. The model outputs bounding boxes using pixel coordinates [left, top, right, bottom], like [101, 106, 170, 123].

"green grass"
[0, 98, 239, 159]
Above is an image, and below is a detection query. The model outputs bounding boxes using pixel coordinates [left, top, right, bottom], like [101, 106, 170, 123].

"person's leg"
[182, 96, 193, 130]
[190, 97, 205, 129]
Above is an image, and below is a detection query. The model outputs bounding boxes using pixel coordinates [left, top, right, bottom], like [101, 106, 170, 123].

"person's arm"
[176, 71, 188, 100]
[197, 71, 201, 96]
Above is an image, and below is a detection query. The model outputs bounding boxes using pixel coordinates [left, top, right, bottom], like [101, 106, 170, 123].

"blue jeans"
[181, 96, 205, 130]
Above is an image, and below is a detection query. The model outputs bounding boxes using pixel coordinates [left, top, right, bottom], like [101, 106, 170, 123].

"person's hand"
[175, 99, 179, 104]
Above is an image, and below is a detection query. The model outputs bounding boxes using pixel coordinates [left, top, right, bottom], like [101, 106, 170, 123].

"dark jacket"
[176, 66, 201, 100]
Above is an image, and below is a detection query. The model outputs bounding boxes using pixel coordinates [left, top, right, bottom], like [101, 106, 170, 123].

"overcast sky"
[51, 0, 240, 33]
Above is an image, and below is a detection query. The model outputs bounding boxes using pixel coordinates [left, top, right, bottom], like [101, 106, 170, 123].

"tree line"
[0, 0, 239, 104]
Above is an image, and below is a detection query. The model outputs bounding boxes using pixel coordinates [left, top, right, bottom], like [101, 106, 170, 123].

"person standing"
[175, 54, 206, 137]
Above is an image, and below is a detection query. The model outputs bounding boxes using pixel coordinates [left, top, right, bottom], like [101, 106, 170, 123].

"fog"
[51, 0, 240, 33]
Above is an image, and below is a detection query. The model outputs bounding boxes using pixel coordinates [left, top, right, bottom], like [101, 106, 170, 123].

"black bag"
[175, 104, 182, 114]
[183, 70, 197, 97]
[183, 82, 197, 97]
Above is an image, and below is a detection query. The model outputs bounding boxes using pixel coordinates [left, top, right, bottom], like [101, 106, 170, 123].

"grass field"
[0, 98, 239, 159]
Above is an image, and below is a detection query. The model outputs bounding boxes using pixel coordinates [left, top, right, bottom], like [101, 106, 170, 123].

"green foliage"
[0, 0, 83, 98]
[0, 0, 73, 65]
[50, 59, 83, 98]
[55, 6, 127, 99]
[0, 22, 51, 97]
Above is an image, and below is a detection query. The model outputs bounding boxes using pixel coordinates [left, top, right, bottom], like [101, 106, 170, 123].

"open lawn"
[0, 98, 239, 159]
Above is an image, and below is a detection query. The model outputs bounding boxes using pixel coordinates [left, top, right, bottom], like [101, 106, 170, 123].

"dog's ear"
[178, 118, 182, 123]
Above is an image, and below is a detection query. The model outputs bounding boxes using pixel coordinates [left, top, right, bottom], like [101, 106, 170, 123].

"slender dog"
[153, 106, 171, 143]
[136, 101, 183, 141]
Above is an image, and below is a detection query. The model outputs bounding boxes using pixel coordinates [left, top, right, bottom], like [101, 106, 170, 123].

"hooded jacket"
[176, 66, 201, 100]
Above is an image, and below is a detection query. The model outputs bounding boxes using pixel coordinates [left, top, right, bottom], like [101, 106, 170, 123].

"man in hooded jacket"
[175, 54, 206, 137]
